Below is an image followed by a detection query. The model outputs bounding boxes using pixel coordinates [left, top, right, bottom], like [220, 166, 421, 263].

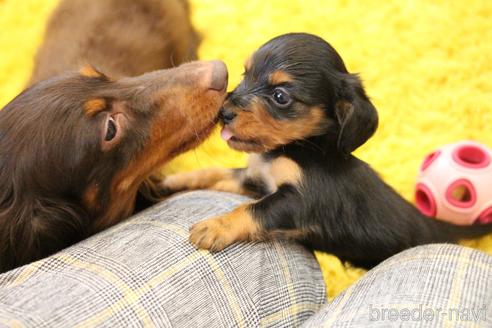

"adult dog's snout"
[205, 60, 228, 91]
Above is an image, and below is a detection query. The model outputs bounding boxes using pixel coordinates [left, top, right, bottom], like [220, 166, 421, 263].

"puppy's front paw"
[189, 204, 260, 252]
[189, 216, 235, 251]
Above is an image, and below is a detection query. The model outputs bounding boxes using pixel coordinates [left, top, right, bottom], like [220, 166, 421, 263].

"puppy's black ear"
[335, 74, 379, 153]
[0, 198, 88, 273]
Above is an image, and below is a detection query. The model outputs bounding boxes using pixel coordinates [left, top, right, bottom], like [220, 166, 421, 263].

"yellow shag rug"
[1, 0, 491, 299]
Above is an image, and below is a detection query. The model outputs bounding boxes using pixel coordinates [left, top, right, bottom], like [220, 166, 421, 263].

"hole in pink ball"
[420, 150, 441, 172]
[415, 183, 436, 217]
[450, 185, 472, 202]
[453, 145, 491, 168]
[477, 207, 492, 224]
[445, 179, 477, 208]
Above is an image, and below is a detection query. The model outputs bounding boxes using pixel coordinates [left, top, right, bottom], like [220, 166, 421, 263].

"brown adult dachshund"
[0, 0, 228, 273]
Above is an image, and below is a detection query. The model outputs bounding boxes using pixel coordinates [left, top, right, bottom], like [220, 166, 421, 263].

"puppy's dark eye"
[272, 88, 291, 107]
[105, 118, 117, 141]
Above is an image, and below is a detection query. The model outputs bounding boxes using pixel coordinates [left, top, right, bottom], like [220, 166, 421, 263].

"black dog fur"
[163, 33, 492, 269]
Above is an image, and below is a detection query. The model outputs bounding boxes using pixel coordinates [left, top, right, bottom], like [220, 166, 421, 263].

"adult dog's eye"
[272, 88, 291, 106]
[105, 117, 117, 141]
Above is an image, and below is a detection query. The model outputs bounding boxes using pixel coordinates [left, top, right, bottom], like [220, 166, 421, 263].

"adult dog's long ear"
[0, 198, 89, 273]
[335, 74, 379, 153]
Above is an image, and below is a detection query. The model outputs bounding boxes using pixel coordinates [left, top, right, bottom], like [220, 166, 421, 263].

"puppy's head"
[220, 33, 378, 153]
[0, 60, 227, 271]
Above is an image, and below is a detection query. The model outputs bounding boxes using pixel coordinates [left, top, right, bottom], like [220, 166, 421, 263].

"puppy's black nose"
[219, 108, 236, 124]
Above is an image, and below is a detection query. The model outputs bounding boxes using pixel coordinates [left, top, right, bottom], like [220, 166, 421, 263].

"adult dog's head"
[219, 33, 378, 153]
[0, 60, 227, 272]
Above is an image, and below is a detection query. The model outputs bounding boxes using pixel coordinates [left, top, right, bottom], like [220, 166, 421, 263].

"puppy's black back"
[268, 143, 492, 268]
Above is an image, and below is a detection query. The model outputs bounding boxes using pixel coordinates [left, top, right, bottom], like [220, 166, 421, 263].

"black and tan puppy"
[163, 33, 492, 269]
[0, 0, 227, 273]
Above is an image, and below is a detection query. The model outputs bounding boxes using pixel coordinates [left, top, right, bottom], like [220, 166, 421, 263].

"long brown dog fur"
[0, 0, 228, 273]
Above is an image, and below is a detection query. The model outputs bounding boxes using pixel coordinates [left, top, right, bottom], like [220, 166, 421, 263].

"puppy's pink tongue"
[220, 127, 234, 141]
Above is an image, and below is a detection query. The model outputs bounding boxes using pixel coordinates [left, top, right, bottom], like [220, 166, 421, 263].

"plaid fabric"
[302, 244, 492, 327]
[0, 191, 326, 328]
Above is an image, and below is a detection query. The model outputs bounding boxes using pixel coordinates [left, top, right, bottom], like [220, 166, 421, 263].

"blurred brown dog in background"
[29, 0, 200, 83]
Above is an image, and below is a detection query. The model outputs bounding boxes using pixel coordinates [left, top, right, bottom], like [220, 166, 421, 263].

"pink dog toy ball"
[415, 141, 492, 225]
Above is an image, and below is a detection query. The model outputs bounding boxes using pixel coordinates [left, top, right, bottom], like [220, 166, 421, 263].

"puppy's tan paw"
[189, 216, 235, 251]
[160, 174, 187, 192]
[161, 168, 237, 193]
[189, 204, 260, 252]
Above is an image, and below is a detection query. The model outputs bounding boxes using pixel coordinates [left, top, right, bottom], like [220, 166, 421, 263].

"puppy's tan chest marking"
[270, 156, 302, 186]
[244, 154, 277, 192]
[244, 154, 302, 191]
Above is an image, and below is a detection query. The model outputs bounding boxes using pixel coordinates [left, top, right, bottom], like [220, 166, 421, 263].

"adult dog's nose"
[219, 108, 236, 124]
[206, 60, 228, 91]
